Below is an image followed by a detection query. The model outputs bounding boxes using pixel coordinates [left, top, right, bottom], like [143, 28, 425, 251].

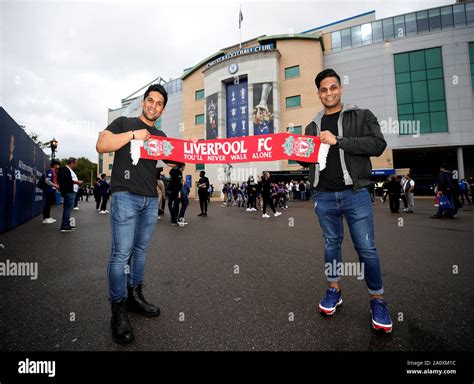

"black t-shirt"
[198, 177, 209, 193]
[316, 112, 346, 192]
[106, 116, 166, 197]
[387, 180, 402, 194]
[261, 178, 272, 195]
[168, 166, 183, 194]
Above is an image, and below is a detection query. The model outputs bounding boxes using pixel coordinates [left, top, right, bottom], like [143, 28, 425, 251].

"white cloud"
[1, 0, 452, 161]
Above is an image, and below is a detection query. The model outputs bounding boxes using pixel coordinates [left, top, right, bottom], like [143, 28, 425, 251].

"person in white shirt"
[402, 174, 415, 213]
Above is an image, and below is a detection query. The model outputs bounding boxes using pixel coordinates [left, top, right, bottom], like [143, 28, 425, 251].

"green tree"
[76, 157, 97, 187]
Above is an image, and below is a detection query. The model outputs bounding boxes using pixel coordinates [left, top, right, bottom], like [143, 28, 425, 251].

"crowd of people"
[378, 168, 473, 219]
[220, 176, 312, 214]
[380, 174, 416, 214]
[431, 167, 472, 219]
[40, 158, 112, 231]
[43, 162, 474, 234]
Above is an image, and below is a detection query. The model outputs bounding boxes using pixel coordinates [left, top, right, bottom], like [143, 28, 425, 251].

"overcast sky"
[1, 0, 452, 162]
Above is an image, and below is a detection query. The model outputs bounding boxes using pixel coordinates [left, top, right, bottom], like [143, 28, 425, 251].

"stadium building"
[103, 1, 474, 197]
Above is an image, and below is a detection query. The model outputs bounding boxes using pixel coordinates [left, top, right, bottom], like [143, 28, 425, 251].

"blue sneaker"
[319, 288, 342, 315]
[370, 298, 393, 333]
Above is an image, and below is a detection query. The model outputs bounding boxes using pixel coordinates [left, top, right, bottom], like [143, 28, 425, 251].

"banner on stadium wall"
[130, 133, 329, 169]
[206, 93, 218, 140]
[253, 82, 274, 135]
[226, 79, 248, 138]
[0, 107, 49, 234]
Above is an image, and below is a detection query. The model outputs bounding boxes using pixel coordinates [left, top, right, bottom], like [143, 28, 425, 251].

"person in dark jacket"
[299, 180, 306, 201]
[42, 160, 60, 224]
[197, 170, 210, 216]
[298, 68, 392, 333]
[57, 157, 83, 232]
[431, 166, 455, 219]
[246, 176, 258, 211]
[168, 163, 184, 225]
[93, 177, 101, 210]
[260, 172, 281, 218]
[99, 173, 111, 213]
[178, 172, 190, 227]
[386, 175, 403, 213]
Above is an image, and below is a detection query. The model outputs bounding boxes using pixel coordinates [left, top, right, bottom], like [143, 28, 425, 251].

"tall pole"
[239, 5, 243, 49]
[50, 138, 58, 160]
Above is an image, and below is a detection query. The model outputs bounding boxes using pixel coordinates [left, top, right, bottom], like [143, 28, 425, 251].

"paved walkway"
[0, 197, 473, 351]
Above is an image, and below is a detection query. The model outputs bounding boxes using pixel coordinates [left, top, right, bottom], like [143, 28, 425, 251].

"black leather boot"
[126, 284, 161, 317]
[111, 300, 134, 344]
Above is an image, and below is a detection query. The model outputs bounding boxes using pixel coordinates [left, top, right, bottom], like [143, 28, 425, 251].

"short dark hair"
[96, 177, 101, 182]
[101, 173, 106, 179]
[144, 84, 168, 107]
[66, 157, 77, 165]
[50, 160, 60, 167]
[315, 69, 341, 89]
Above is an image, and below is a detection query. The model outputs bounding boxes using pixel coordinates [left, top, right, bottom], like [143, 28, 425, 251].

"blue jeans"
[108, 191, 158, 302]
[312, 188, 384, 295]
[178, 198, 189, 219]
[61, 192, 76, 228]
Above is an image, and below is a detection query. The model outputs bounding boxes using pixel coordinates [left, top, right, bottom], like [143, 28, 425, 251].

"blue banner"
[226, 79, 248, 138]
[0, 107, 49, 234]
[371, 169, 396, 176]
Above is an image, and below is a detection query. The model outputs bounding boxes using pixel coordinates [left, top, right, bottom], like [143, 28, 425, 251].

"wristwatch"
[336, 135, 343, 147]
[131, 130, 135, 140]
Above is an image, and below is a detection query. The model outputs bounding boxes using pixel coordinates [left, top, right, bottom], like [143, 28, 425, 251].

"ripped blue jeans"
[312, 188, 384, 295]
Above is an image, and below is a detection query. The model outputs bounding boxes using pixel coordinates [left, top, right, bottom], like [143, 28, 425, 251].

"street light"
[50, 138, 58, 159]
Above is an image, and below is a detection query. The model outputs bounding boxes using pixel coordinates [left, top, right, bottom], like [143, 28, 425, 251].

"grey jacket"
[299, 103, 387, 190]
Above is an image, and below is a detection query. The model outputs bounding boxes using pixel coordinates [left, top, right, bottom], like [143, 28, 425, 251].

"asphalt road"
[0, 196, 473, 352]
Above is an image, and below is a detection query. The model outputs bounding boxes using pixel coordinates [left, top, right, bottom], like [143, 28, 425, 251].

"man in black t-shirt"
[299, 69, 392, 333]
[168, 164, 183, 224]
[260, 171, 281, 218]
[96, 84, 181, 344]
[197, 171, 210, 216]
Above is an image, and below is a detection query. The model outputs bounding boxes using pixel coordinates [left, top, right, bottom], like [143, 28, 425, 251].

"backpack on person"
[38, 173, 47, 191]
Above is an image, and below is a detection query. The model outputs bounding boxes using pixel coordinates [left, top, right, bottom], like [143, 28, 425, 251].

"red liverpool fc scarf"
[130, 133, 329, 170]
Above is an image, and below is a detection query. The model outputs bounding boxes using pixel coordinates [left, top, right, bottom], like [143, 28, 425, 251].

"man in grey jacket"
[300, 68, 392, 333]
